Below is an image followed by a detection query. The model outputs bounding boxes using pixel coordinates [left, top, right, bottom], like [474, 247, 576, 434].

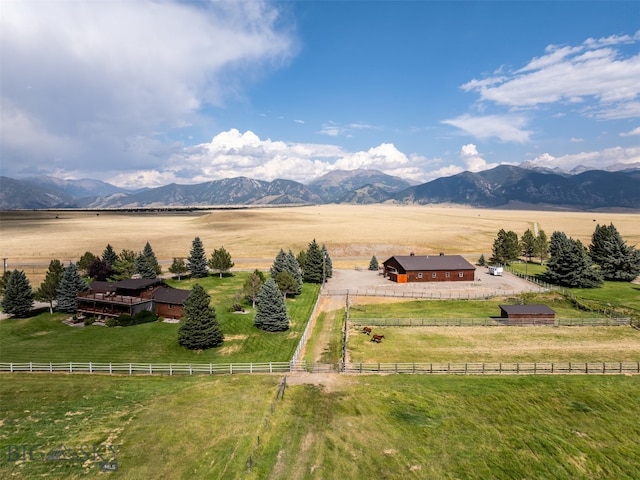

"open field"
[1, 374, 639, 479]
[2, 205, 638, 283]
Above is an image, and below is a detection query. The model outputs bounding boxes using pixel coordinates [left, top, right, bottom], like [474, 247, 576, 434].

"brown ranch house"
[77, 278, 190, 320]
[383, 254, 476, 283]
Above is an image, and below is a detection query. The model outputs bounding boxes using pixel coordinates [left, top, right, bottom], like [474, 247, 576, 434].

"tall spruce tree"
[546, 231, 603, 288]
[589, 223, 640, 281]
[102, 244, 118, 266]
[296, 249, 308, 277]
[303, 239, 324, 284]
[270, 249, 288, 279]
[321, 244, 333, 278]
[1, 270, 34, 317]
[142, 241, 162, 275]
[178, 284, 223, 350]
[285, 250, 303, 294]
[37, 259, 64, 314]
[369, 255, 379, 271]
[56, 263, 89, 313]
[254, 278, 289, 332]
[208, 246, 234, 278]
[187, 237, 209, 278]
[477, 254, 486, 267]
[133, 254, 157, 279]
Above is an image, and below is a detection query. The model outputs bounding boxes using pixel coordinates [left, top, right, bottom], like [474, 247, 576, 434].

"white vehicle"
[488, 265, 503, 276]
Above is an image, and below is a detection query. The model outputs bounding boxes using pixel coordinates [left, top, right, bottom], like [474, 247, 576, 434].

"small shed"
[499, 304, 556, 325]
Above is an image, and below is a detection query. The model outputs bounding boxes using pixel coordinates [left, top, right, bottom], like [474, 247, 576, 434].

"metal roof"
[383, 255, 476, 271]
[499, 304, 556, 315]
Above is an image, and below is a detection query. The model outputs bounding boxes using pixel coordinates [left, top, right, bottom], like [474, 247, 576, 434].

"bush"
[106, 311, 157, 327]
[134, 310, 158, 324]
[84, 317, 95, 326]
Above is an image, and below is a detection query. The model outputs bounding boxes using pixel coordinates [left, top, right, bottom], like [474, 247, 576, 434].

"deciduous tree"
[112, 249, 137, 280]
[243, 269, 265, 308]
[534, 230, 549, 265]
[178, 284, 224, 350]
[490, 229, 520, 266]
[275, 270, 297, 298]
[37, 259, 64, 314]
[87, 257, 113, 281]
[169, 257, 188, 280]
[77, 251, 96, 276]
[1, 270, 34, 317]
[208, 246, 234, 278]
[254, 278, 289, 332]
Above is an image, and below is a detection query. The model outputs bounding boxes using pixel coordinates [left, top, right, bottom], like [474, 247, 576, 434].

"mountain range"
[1, 166, 639, 210]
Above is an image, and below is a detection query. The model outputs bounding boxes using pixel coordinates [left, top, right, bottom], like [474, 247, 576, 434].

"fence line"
[323, 288, 543, 300]
[289, 286, 323, 366]
[348, 317, 631, 327]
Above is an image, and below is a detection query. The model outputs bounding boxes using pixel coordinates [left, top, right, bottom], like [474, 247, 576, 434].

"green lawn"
[0, 273, 320, 363]
[3, 374, 637, 479]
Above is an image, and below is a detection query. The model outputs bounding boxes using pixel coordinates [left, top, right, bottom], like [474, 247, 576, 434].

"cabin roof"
[383, 255, 476, 271]
[153, 286, 190, 305]
[499, 304, 556, 315]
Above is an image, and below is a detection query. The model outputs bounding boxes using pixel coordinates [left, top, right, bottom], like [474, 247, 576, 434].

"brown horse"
[362, 326, 372, 335]
[371, 334, 385, 343]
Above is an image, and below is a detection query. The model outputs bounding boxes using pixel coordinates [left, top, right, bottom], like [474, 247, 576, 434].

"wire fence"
[323, 288, 543, 300]
[348, 317, 631, 327]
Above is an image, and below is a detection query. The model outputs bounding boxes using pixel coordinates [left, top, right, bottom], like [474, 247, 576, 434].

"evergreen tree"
[243, 269, 265, 308]
[369, 255, 379, 271]
[87, 257, 113, 281]
[208, 246, 234, 278]
[1, 270, 34, 317]
[56, 262, 89, 313]
[133, 254, 157, 279]
[142, 241, 162, 275]
[322, 244, 333, 278]
[187, 237, 209, 278]
[178, 284, 223, 350]
[521, 229, 536, 263]
[102, 244, 118, 266]
[546, 231, 603, 288]
[77, 251, 96, 276]
[477, 254, 486, 267]
[296, 249, 308, 277]
[490, 229, 520, 265]
[254, 278, 289, 332]
[275, 270, 298, 298]
[0, 271, 11, 291]
[534, 230, 550, 265]
[36, 259, 64, 314]
[303, 239, 324, 284]
[589, 223, 640, 281]
[168, 257, 188, 280]
[285, 250, 303, 294]
[270, 249, 288, 279]
[112, 249, 137, 280]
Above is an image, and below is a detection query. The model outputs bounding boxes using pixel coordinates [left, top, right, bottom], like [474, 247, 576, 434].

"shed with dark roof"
[499, 304, 556, 325]
[382, 254, 476, 283]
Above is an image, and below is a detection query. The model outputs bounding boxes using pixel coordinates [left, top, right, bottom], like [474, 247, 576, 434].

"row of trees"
[487, 223, 640, 288]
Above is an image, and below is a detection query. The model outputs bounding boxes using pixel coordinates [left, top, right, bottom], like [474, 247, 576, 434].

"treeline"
[484, 223, 640, 288]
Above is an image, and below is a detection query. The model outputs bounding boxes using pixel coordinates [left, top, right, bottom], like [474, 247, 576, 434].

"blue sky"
[1, 1, 638, 188]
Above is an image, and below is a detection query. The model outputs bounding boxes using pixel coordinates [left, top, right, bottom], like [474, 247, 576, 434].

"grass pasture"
[1, 374, 639, 479]
[0, 274, 320, 364]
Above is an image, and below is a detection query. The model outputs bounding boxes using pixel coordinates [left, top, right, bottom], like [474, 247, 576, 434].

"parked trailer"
[488, 266, 503, 276]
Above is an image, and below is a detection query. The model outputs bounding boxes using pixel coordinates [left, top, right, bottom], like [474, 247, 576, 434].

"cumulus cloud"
[460, 144, 500, 172]
[526, 146, 640, 171]
[461, 32, 640, 119]
[620, 127, 640, 137]
[442, 114, 532, 143]
[0, 0, 295, 176]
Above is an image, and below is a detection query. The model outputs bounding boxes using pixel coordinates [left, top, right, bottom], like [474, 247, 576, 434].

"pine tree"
[254, 278, 289, 332]
[490, 229, 520, 265]
[243, 269, 265, 308]
[369, 255, 379, 271]
[102, 244, 118, 266]
[134, 254, 157, 279]
[270, 249, 288, 279]
[1, 270, 34, 317]
[178, 284, 224, 350]
[322, 244, 333, 278]
[296, 249, 308, 277]
[208, 246, 234, 278]
[589, 223, 640, 281]
[546, 231, 603, 288]
[303, 239, 324, 284]
[168, 257, 188, 280]
[534, 230, 549, 265]
[36, 259, 64, 314]
[56, 263, 89, 313]
[285, 250, 303, 294]
[142, 241, 162, 275]
[0, 271, 11, 291]
[112, 249, 137, 280]
[477, 254, 486, 267]
[521, 229, 536, 263]
[187, 237, 208, 278]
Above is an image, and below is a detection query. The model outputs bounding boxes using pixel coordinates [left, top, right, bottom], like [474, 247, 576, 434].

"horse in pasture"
[362, 326, 372, 335]
[371, 334, 385, 343]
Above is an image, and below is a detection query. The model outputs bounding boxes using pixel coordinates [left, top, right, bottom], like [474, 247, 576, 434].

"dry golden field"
[1, 205, 639, 283]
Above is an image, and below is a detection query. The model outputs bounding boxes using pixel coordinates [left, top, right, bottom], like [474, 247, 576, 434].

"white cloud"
[526, 146, 640, 171]
[461, 32, 640, 119]
[442, 114, 532, 143]
[620, 127, 640, 137]
[317, 121, 376, 138]
[460, 144, 500, 172]
[0, 0, 295, 175]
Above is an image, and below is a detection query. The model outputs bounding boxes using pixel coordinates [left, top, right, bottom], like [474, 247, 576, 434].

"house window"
[459, 272, 464, 278]
[445, 272, 450, 278]
[417, 273, 423, 279]
[431, 272, 436, 278]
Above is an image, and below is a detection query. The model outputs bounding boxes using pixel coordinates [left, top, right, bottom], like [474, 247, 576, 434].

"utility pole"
[2, 258, 6, 275]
